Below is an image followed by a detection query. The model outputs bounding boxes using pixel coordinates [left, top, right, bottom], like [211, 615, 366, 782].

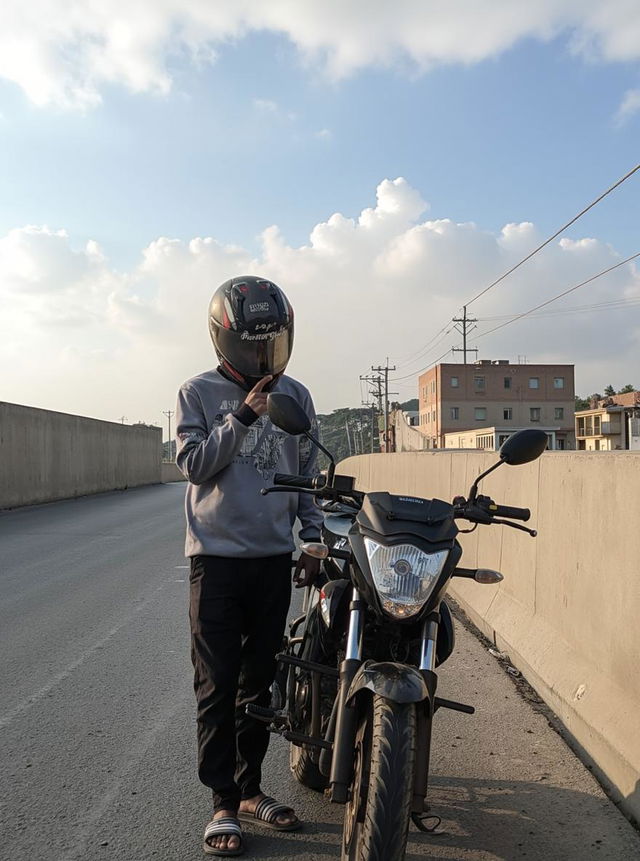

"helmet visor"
[213, 323, 293, 377]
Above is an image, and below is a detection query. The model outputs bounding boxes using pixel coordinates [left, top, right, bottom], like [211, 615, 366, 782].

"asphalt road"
[1, 483, 639, 861]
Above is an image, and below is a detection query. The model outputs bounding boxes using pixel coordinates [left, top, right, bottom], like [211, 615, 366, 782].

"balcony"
[576, 418, 621, 438]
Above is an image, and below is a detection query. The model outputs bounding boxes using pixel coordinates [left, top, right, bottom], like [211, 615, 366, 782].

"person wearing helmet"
[175, 276, 323, 857]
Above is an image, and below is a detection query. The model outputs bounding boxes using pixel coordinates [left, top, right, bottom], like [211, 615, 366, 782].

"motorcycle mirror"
[267, 392, 337, 484]
[499, 429, 549, 466]
[468, 428, 548, 501]
[267, 393, 311, 435]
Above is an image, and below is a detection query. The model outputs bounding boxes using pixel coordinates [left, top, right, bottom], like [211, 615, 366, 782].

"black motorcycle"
[249, 393, 547, 861]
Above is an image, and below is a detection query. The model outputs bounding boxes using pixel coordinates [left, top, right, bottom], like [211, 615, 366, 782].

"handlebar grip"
[491, 504, 531, 522]
[273, 473, 317, 490]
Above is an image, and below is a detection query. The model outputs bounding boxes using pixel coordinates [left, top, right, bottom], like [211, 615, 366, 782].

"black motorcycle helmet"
[208, 275, 294, 390]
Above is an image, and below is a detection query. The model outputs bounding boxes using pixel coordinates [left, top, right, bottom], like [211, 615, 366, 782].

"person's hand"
[243, 376, 272, 417]
[293, 553, 322, 589]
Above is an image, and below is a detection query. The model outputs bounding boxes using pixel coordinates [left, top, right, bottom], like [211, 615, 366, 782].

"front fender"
[346, 660, 429, 705]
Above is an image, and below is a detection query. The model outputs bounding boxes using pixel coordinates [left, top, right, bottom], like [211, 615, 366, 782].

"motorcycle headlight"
[363, 538, 448, 619]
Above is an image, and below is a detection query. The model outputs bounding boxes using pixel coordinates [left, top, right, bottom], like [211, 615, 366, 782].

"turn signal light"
[474, 569, 504, 584]
[300, 542, 329, 559]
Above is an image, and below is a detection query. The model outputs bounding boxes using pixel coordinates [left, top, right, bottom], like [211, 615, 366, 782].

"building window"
[530, 407, 541, 422]
[474, 376, 485, 390]
[450, 376, 459, 388]
[555, 407, 564, 420]
[529, 377, 539, 389]
[475, 407, 487, 421]
[504, 377, 511, 389]
[431, 381, 436, 393]
[432, 410, 436, 422]
[450, 407, 459, 420]
[503, 408, 512, 421]
[553, 377, 564, 389]
[594, 415, 601, 435]
[498, 434, 511, 446]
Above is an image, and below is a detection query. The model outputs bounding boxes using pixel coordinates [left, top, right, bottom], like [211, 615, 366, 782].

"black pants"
[189, 554, 292, 813]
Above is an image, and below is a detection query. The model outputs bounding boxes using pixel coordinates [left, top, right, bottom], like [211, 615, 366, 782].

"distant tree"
[575, 395, 590, 410]
[604, 384, 616, 396]
[400, 398, 419, 412]
[618, 384, 635, 394]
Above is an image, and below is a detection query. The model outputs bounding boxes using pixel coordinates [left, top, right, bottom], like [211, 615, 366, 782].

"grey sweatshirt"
[175, 368, 324, 558]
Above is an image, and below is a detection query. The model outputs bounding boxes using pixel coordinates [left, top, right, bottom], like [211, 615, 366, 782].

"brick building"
[418, 360, 575, 450]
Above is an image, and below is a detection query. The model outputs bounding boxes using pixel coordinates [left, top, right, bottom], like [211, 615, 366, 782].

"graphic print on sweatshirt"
[216, 401, 288, 478]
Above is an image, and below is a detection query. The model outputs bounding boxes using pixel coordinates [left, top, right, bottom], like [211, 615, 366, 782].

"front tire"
[342, 695, 416, 861]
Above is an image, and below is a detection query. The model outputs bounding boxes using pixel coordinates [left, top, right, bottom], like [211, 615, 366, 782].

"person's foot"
[239, 793, 298, 829]
[207, 809, 241, 853]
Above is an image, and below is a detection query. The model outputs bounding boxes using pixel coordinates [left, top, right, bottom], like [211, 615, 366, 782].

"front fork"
[328, 588, 364, 803]
[328, 593, 440, 811]
[414, 613, 439, 813]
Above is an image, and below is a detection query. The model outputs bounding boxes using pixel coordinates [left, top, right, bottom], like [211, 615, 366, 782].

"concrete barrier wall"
[0, 402, 162, 509]
[161, 462, 186, 483]
[340, 450, 640, 824]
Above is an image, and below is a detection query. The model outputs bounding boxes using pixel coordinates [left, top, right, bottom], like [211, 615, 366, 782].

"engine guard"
[346, 660, 429, 705]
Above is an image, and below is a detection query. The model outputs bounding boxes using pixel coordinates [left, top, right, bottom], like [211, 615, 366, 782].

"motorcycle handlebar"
[488, 503, 531, 522]
[273, 473, 325, 490]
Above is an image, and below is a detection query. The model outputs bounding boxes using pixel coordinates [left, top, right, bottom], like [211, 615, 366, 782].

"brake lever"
[492, 518, 537, 537]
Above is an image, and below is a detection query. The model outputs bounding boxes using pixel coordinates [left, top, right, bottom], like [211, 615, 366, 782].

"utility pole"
[360, 372, 384, 452]
[371, 359, 396, 453]
[452, 306, 478, 364]
[344, 419, 353, 456]
[163, 409, 175, 460]
[118, 416, 127, 424]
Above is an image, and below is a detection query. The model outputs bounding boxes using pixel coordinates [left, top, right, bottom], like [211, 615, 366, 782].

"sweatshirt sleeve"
[296, 392, 324, 541]
[175, 384, 251, 485]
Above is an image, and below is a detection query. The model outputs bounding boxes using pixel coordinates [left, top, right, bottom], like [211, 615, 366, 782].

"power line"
[477, 295, 640, 322]
[384, 326, 458, 383]
[380, 162, 640, 395]
[464, 161, 640, 308]
[387, 161, 640, 381]
[390, 347, 453, 382]
[392, 321, 454, 368]
[475, 251, 640, 341]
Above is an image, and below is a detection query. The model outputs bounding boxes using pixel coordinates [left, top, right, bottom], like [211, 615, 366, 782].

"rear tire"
[342, 696, 416, 861]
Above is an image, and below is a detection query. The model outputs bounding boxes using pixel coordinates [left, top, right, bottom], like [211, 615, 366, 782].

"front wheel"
[341, 696, 416, 861]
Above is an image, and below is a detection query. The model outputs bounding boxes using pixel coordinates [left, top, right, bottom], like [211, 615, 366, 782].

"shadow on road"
[242, 774, 637, 860]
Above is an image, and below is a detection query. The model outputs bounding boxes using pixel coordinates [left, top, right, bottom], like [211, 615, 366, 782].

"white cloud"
[615, 88, 640, 124]
[253, 98, 279, 113]
[1, 177, 638, 420]
[1, 1, 640, 108]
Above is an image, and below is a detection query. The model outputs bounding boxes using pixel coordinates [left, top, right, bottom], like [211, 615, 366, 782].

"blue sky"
[1, 3, 639, 420]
